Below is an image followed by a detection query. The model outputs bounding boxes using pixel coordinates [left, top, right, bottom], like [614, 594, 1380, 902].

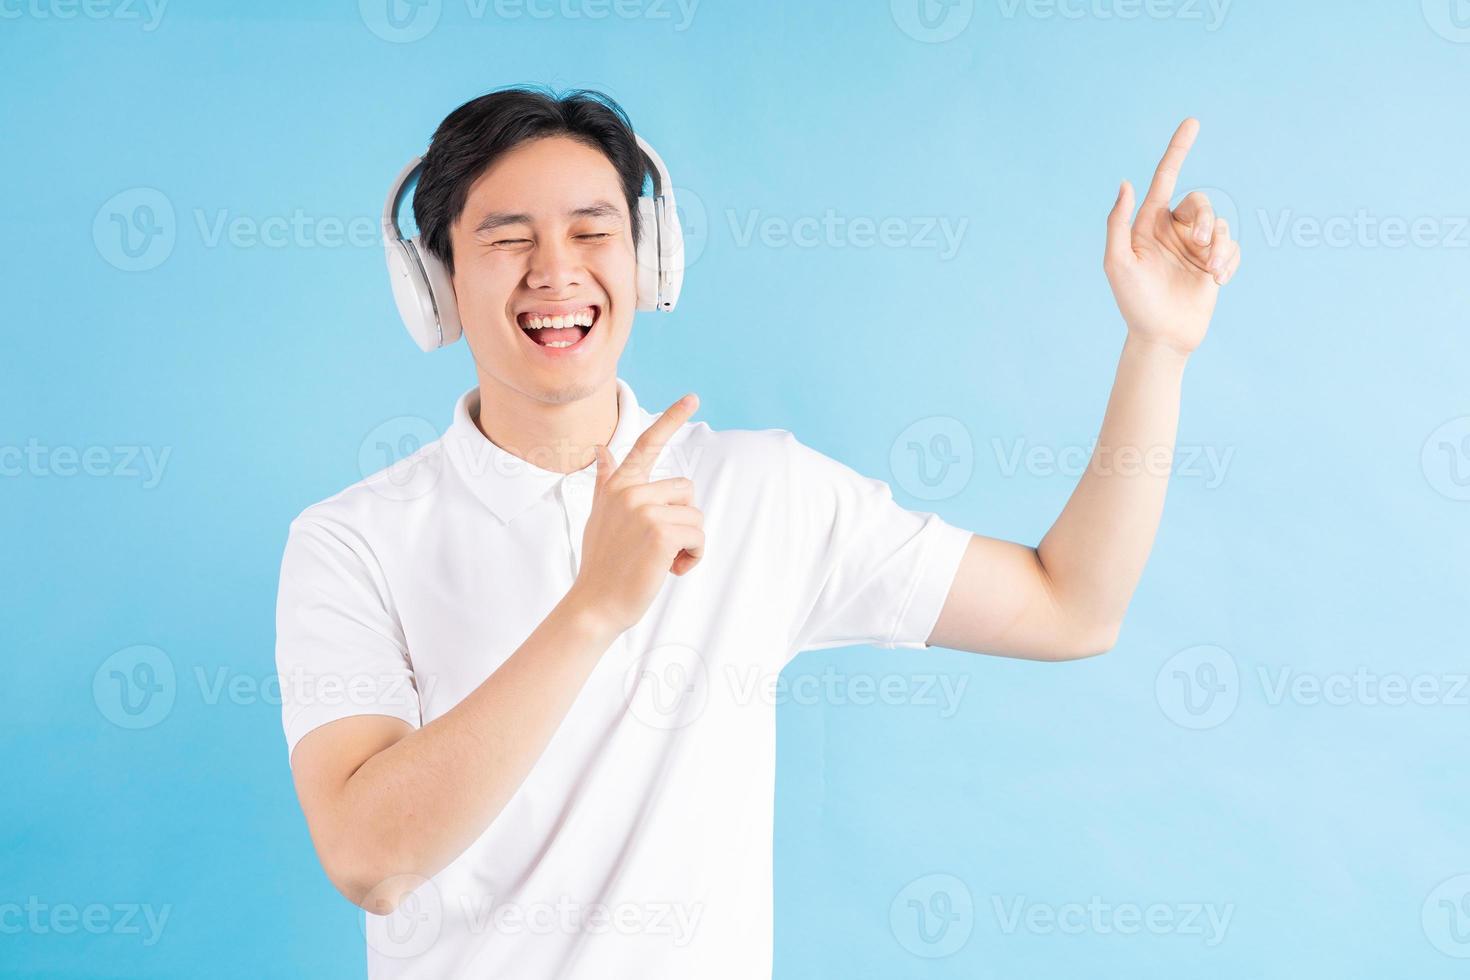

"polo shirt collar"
[443, 377, 646, 525]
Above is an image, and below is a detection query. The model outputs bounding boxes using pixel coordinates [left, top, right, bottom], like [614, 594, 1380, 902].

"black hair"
[411, 85, 656, 276]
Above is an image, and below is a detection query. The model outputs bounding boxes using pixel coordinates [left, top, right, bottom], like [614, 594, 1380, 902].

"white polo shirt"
[274, 377, 973, 979]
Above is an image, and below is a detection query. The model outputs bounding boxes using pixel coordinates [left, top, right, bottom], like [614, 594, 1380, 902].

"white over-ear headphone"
[381, 134, 684, 353]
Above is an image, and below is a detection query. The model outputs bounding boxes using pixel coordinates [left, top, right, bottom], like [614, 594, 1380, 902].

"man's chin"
[533, 379, 604, 406]
[503, 366, 612, 408]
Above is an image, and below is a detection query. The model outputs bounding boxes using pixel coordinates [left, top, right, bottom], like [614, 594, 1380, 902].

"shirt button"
[564, 472, 593, 500]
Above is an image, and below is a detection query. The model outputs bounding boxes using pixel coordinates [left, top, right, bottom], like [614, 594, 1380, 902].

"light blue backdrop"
[4, 0, 1467, 976]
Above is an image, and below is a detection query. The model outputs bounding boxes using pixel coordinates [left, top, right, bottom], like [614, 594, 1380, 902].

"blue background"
[4, 0, 1468, 976]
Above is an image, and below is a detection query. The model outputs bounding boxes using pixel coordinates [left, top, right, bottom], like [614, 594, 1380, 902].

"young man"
[275, 87, 1239, 978]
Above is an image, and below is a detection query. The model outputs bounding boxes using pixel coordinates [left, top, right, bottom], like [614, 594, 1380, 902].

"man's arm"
[290, 595, 621, 914]
[929, 119, 1241, 660]
[929, 335, 1189, 659]
[288, 395, 705, 914]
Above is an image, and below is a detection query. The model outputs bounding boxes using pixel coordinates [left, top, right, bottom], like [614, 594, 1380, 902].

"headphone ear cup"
[384, 237, 462, 352]
[414, 237, 463, 347]
[656, 195, 684, 312]
[385, 240, 440, 352]
[634, 196, 660, 312]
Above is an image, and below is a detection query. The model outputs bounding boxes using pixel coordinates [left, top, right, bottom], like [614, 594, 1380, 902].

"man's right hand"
[568, 393, 704, 635]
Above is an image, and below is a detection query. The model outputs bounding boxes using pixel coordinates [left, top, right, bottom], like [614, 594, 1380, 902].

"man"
[275, 86, 1239, 978]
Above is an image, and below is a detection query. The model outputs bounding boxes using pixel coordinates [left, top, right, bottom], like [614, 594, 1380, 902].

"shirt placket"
[559, 469, 595, 576]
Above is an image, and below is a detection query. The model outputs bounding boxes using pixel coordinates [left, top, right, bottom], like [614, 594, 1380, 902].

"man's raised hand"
[568, 393, 705, 635]
[1104, 118, 1241, 356]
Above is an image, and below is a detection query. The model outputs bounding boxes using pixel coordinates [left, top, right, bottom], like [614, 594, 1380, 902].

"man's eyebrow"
[569, 200, 623, 221]
[472, 211, 532, 234]
[471, 200, 623, 235]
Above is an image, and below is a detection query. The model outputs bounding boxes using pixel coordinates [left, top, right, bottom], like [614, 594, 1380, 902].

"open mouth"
[517, 305, 599, 352]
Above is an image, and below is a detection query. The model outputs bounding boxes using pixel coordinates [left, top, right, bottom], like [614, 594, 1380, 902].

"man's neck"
[471, 372, 620, 475]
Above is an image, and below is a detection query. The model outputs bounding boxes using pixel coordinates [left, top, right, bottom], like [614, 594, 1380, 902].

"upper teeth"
[523, 308, 595, 330]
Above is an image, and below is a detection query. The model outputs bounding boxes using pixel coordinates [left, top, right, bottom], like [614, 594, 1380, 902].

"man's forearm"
[1036, 333, 1189, 640]
[327, 591, 620, 911]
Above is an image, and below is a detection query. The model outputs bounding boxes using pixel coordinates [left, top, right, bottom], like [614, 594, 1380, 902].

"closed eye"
[493, 234, 609, 246]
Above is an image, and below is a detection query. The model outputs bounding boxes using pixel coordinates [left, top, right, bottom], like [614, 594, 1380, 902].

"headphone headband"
[382, 156, 423, 245]
[636, 136, 675, 213]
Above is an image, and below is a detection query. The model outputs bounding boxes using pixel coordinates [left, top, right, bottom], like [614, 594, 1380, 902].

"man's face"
[448, 134, 638, 406]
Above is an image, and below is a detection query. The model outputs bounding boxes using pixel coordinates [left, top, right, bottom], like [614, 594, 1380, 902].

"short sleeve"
[785, 433, 973, 652]
[274, 514, 422, 763]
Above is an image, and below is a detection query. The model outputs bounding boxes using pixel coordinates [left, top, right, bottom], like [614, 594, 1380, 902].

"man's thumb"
[1105, 179, 1136, 269]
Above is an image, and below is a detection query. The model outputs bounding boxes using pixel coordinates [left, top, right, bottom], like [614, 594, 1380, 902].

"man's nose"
[526, 236, 583, 291]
